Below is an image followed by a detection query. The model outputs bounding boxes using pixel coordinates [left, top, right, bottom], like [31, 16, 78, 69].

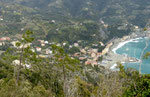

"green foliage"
[51, 44, 80, 72]
[98, 56, 103, 62]
[0, 60, 13, 80]
[144, 52, 150, 59]
[123, 75, 150, 97]
[144, 28, 147, 31]
[67, 46, 80, 54]
[1, 0, 150, 46]
[0, 79, 52, 97]
[75, 77, 92, 97]
[117, 63, 127, 78]
[0, 31, 83, 97]
[0, 31, 150, 97]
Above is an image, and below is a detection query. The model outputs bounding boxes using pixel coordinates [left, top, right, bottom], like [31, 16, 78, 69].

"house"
[0, 16, 3, 21]
[0, 42, 5, 46]
[92, 49, 98, 53]
[38, 40, 44, 44]
[0, 42, 2, 46]
[46, 49, 50, 54]
[80, 49, 86, 54]
[12, 60, 31, 68]
[100, 20, 104, 24]
[135, 26, 139, 29]
[79, 57, 86, 60]
[36, 47, 41, 52]
[11, 41, 31, 48]
[63, 43, 66, 46]
[104, 24, 108, 28]
[46, 49, 53, 54]
[85, 61, 91, 65]
[44, 41, 49, 44]
[92, 44, 98, 46]
[73, 52, 81, 57]
[0, 37, 11, 41]
[56, 43, 61, 46]
[69, 45, 72, 48]
[41, 43, 45, 47]
[51, 20, 56, 23]
[97, 52, 102, 56]
[74, 43, 79, 47]
[101, 42, 113, 55]
[21, 28, 24, 31]
[99, 42, 105, 46]
[102, 48, 109, 55]
[39, 55, 46, 58]
[31, 48, 35, 52]
[20, 43, 32, 48]
[91, 53, 96, 58]
[49, 51, 53, 54]
[85, 59, 98, 67]
[11, 41, 18, 47]
[122, 36, 129, 40]
[56, 28, 59, 31]
[0, 18, 3, 21]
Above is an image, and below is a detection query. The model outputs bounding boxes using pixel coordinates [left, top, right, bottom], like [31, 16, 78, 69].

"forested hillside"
[6, 0, 150, 27]
[0, 0, 150, 44]
[0, 0, 150, 97]
[0, 31, 149, 97]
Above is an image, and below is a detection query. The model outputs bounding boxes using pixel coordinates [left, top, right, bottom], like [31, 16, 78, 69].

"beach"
[103, 31, 150, 70]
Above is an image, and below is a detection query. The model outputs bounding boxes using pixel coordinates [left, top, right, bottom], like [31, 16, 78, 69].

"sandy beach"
[103, 31, 150, 70]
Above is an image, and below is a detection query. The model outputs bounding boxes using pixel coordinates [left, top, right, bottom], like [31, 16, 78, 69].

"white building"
[74, 43, 79, 47]
[63, 43, 66, 46]
[36, 47, 41, 52]
[51, 20, 56, 23]
[41, 43, 45, 47]
[12, 60, 31, 68]
[44, 41, 49, 44]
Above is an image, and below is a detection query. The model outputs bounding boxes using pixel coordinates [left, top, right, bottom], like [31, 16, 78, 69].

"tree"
[2, 30, 36, 86]
[123, 74, 150, 97]
[15, 30, 35, 85]
[51, 45, 81, 96]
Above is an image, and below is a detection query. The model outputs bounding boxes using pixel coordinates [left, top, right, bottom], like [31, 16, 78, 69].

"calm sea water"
[115, 37, 150, 74]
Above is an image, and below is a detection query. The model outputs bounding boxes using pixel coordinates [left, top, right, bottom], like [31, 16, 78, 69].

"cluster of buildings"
[71, 41, 108, 67]
[101, 42, 113, 55]
[0, 37, 11, 46]
[0, 35, 114, 68]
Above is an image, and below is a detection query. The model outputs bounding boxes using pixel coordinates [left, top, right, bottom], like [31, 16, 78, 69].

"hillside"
[0, 31, 149, 97]
[0, 1, 150, 97]
[9, 0, 150, 27]
[0, 0, 150, 45]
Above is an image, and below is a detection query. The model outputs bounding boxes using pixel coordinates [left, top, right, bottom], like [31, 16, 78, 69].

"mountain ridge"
[0, 0, 150, 45]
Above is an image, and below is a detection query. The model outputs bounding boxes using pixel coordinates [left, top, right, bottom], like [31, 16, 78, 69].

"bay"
[115, 37, 150, 74]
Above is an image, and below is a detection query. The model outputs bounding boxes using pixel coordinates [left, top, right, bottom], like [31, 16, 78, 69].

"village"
[0, 35, 113, 68]
[0, 25, 148, 69]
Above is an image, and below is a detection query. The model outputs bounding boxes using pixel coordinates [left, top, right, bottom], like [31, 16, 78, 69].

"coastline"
[112, 37, 143, 54]
[104, 31, 150, 70]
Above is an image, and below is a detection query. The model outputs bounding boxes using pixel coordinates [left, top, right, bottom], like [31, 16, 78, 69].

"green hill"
[0, 0, 150, 44]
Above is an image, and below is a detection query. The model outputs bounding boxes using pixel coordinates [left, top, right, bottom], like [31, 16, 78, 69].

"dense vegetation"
[0, 0, 150, 96]
[0, 31, 149, 97]
[1, 0, 150, 45]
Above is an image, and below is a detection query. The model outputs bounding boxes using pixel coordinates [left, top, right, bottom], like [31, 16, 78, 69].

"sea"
[112, 37, 150, 74]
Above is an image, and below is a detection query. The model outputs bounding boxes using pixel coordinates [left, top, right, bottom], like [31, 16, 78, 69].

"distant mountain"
[0, 0, 150, 44]
[1, 0, 150, 25]
[9, 0, 150, 27]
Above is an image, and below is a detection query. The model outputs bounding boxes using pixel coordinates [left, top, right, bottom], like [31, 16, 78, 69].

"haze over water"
[115, 37, 150, 74]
